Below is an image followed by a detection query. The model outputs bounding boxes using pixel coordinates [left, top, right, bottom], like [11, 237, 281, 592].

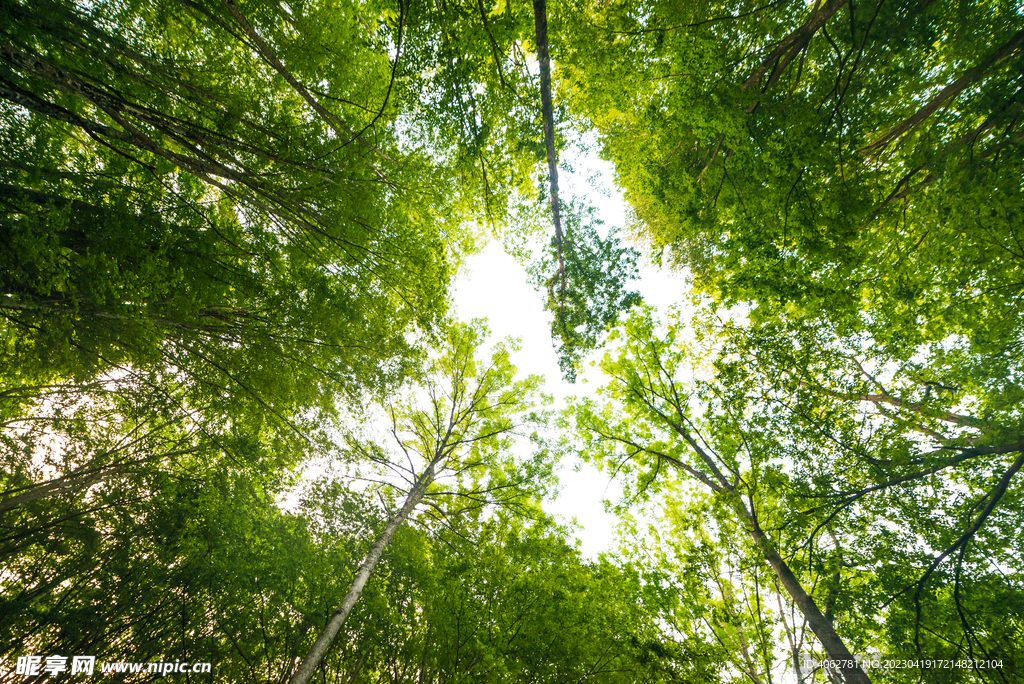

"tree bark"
[0, 465, 119, 514]
[0, 441, 197, 514]
[288, 464, 435, 684]
[218, 0, 346, 142]
[742, 0, 851, 94]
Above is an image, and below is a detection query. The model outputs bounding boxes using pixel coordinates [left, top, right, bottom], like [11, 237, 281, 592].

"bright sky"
[451, 147, 690, 558]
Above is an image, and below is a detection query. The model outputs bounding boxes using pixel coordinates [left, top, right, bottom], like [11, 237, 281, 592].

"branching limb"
[861, 29, 1024, 156]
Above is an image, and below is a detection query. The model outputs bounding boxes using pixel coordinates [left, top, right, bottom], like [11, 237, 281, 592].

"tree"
[555, 0, 1024, 369]
[616, 492, 809, 684]
[529, 199, 643, 381]
[289, 322, 551, 684]
[0, 0, 489, 544]
[395, 0, 644, 376]
[1, 0, 470, 415]
[573, 306, 873, 684]
[573, 303, 1024, 683]
[550, 3, 1024, 678]
[401, 513, 723, 684]
[718, 313, 1024, 682]
[1, 440, 441, 682]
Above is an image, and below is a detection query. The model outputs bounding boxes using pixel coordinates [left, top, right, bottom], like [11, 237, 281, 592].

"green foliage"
[556, 0, 1024, 365]
[529, 200, 643, 381]
[0, 455, 719, 683]
[5, 0, 1024, 679]
[351, 321, 559, 528]
[547, 3, 1024, 677]
[0, 0, 476, 418]
[393, 0, 648, 370]
[405, 514, 723, 684]
[0, 0, 482, 598]
[573, 302, 1024, 681]
[395, 0, 544, 219]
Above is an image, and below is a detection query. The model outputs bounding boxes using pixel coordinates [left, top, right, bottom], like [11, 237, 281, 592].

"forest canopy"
[1, 0, 1022, 682]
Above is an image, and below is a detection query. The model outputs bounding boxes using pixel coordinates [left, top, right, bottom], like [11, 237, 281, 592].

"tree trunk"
[646, 410, 871, 683]
[744, 508, 872, 684]
[288, 464, 435, 684]
[774, 584, 806, 684]
[531, 0, 567, 327]
[742, 0, 851, 93]
[0, 442, 198, 513]
[0, 465, 120, 513]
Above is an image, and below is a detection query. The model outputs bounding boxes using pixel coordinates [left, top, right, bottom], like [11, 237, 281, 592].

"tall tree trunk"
[633, 401, 872, 682]
[0, 464, 121, 513]
[774, 583, 806, 684]
[742, 0, 851, 93]
[744, 506, 872, 684]
[531, 0, 567, 329]
[289, 464, 435, 684]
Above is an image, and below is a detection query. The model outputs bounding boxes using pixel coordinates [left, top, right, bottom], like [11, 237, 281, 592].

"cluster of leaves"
[0, 0, 469, 404]
[529, 200, 643, 381]
[1, 458, 717, 683]
[546, 0, 1024, 680]
[9, 0, 1024, 680]
[573, 302, 1024, 682]
[556, 0, 1024, 361]
[0, 0, 676, 678]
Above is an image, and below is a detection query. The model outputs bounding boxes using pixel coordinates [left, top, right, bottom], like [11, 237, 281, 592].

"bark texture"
[861, 29, 1024, 155]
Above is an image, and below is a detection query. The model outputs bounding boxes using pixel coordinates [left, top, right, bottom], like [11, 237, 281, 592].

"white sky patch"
[452, 242, 618, 558]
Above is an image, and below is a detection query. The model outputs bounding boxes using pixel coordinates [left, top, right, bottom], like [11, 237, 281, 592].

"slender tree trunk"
[860, 29, 1024, 155]
[531, 0, 567, 328]
[343, 647, 371, 684]
[218, 0, 346, 140]
[0, 466, 118, 513]
[0, 442, 197, 513]
[774, 583, 806, 684]
[645, 408, 871, 682]
[417, 621, 433, 684]
[289, 464, 435, 684]
[742, 0, 851, 93]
